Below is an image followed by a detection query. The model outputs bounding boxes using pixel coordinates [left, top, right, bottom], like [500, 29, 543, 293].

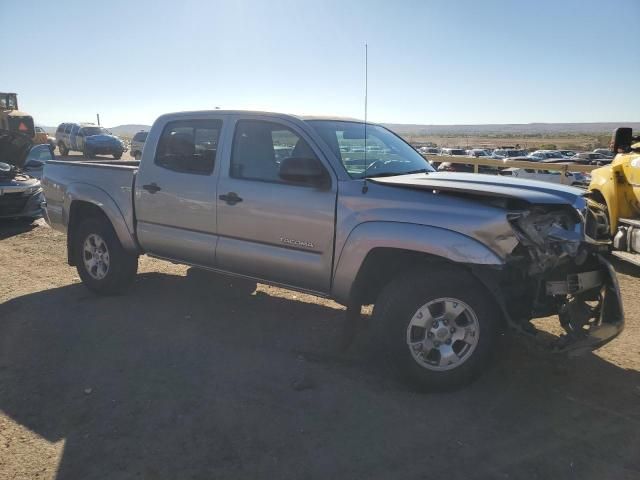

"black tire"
[83, 149, 93, 159]
[134, 151, 142, 161]
[58, 143, 68, 156]
[372, 267, 500, 391]
[74, 216, 138, 295]
[113, 153, 122, 160]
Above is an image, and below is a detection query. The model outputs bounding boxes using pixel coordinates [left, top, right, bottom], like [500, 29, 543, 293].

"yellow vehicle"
[589, 127, 640, 263]
[0, 92, 35, 139]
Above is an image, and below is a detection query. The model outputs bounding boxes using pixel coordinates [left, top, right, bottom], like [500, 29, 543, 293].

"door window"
[230, 120, 320, 184]
[155, 119, 222, 175]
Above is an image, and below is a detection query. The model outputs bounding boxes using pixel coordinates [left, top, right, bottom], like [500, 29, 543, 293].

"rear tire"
[58, 143, 68, 156]
[372, 268, 500, 391]
[134, 152, 142, 161]
[74, 217, 138, 295]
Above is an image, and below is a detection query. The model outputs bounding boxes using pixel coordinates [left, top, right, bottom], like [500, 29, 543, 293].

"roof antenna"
[362, 43, 369, 194]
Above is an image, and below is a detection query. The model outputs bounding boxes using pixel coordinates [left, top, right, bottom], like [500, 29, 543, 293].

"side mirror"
[612, 127, 633, 154]
[279, 157, 328, 187]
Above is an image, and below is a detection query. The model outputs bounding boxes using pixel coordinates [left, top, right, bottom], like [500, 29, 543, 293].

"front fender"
[63, 182, 138, 252]
[331, 221, 504, 304]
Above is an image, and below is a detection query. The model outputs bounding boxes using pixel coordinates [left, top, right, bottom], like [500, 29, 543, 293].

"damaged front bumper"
[552, 255, 624, 355]
[524, 254, 624, 355]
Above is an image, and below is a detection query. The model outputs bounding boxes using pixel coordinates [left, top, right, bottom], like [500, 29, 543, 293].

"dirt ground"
[1, 220, 639, 480]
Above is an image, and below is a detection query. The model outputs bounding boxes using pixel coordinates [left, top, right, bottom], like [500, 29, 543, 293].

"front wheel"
[372, 268, 500, 391]
[113, 152, 122, 160]
[74, 217, 138, 295]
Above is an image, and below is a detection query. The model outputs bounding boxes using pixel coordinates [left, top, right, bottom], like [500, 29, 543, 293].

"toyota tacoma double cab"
[41, 110, 624, 390]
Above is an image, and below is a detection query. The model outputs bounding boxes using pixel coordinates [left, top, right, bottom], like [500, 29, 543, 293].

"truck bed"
[42, 159, 140, 237]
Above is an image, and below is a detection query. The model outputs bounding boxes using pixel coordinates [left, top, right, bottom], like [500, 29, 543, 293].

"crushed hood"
[370, 172, 585, 206]
[0, 129, 33, 169]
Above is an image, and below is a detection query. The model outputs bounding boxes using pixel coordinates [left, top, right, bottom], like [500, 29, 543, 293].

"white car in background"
[500, 164, 590, 187]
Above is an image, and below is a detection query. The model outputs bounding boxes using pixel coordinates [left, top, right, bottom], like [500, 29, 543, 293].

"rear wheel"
[58, 143, 68, 156]
[134, 151, 142, 160]
[372, 268, 500, 391]
[74, 217, 138, 295]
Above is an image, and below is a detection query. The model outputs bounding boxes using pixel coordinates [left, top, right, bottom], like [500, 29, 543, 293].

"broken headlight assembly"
[508, 207, 584, 274]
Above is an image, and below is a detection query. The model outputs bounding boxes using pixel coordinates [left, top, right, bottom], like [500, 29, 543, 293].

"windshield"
[307, 120, 434, 178]
[81, 127, 108, 136]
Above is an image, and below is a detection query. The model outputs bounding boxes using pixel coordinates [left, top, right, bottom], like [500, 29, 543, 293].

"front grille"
[0, 192, 29, 215]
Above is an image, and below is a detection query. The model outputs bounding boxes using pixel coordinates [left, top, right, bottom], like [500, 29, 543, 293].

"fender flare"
[63, 182, 139, 253]
[331, 221, 504, 304]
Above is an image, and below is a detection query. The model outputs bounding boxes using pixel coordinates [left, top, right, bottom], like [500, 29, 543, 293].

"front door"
[134, 117, 224, 266]
[215, 117, 337, 293]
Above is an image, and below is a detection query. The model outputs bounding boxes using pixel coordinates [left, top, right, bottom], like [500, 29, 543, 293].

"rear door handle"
[219, 192, 243, 205]
[142, 183, 161, 194]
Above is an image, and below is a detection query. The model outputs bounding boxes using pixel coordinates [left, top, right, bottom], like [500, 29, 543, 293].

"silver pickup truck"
[42, 110, 624, 390]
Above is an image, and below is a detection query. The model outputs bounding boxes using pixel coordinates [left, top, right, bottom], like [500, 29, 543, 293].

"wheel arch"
[64, 185, 139, 265]
[331, 222, 505, 306]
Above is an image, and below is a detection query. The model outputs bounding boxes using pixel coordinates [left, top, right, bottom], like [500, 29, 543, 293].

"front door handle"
[142, 183, 161, 194]
[219, 192, 243, 205]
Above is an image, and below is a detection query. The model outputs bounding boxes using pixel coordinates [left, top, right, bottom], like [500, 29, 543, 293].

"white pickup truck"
[41, 110, 624, 390]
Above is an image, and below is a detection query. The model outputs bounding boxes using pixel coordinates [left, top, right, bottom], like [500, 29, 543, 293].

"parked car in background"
[593, 148, 614, 158]
[467, 149, 492, 158]
[492, 148, 527, 159]
[418, 147, 440, 155]
[0, 129, 46, 221]
[130, 130, 148, 160]
[440, 148, 467, 156]
[500, 163, 590, 187]
[558, 150, 577, 157]
[33, 126, 49, 145]
[528, 150, 566, 160]
[56, 123, 126, 159]
[572, 152, 613, 165]
[41, 109, 623, 390]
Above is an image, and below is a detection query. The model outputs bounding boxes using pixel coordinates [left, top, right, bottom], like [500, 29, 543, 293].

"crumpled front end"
[500, 198, 624, 354]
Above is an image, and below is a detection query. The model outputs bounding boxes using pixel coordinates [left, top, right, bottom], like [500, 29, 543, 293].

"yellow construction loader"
[589, 127, 640, 264]
[0, 92, 37, 140]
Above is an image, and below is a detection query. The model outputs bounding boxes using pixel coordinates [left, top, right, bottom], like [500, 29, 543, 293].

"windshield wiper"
[365, 169, 430, 179]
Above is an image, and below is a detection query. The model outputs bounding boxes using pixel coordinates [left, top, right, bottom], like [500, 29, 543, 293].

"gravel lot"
[1, 220, 639, 479]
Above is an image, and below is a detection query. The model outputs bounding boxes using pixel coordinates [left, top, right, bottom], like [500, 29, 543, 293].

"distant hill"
[108, 124, 151, 137]
[39, 121, 640, 138]
[383, 122, 640, 136]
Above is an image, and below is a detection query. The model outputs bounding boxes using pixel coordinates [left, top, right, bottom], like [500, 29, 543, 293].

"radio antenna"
[362, 43, 369, 194]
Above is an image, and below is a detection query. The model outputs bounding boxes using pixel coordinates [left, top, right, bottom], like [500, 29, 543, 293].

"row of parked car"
[418, 145, 614, 163]
[415, 146, 615, 187]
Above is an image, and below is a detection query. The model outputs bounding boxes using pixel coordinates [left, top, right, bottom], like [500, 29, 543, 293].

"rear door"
[134, 115, 226, 265]
[214, 116, 337, 293]
[69, 124, 80, 151]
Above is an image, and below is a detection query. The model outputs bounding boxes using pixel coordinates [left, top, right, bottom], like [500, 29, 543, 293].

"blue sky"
[2, 0, 639, 126]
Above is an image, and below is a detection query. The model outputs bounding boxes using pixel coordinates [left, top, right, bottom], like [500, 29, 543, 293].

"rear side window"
[155, 119, 222, 175]
[133, 132, 148, 142]
[230, 120, 319, 183]
[57, 124, 65, 132]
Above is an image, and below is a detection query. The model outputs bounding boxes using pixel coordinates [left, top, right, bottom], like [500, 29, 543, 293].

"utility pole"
[96, 113, 100, 126]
